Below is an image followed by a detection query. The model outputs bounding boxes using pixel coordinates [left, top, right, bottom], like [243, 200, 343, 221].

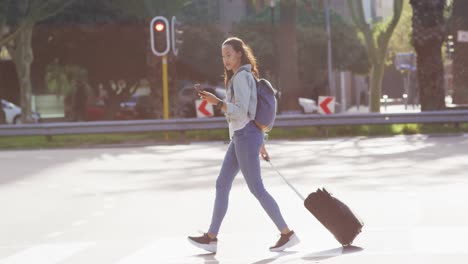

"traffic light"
[150, 16, 170, 56]
[446, 34, 455, 60]
[171, 16, 184, 56]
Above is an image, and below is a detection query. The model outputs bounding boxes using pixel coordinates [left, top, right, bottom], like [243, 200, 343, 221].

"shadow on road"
[190, 246, 363, 264]
[192, 252, 219, 264]
[250, 250, 298, 264]
[301, 245, 364, 261]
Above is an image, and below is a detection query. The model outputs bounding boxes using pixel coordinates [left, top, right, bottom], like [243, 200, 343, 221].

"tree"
[177, 0, 226, 83]
[233, 0, 369, 104]
[109, 0, 190, 118]
[34, 0, 188, 119]
[278, 0, 301, 111]
[348, 0, 403, 112]
[450, 0, 468, 104]
[410, 0, 446, 111]
[0, 0, 76, 122]
[387, 1, 414, 61]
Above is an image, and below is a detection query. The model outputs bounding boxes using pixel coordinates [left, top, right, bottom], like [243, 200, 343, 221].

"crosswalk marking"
[0, 242, 93, 264]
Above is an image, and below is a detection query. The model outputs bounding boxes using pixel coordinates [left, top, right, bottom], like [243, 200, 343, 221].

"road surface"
[1, 134, 467, 263]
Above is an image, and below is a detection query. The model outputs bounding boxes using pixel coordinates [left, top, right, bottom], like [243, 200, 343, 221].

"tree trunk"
[348, 0, 403, 113]
[411, 0, 446, 111]
[414, 43, 446, 110]
[278, 0, 300, 111]
[369, 63, 385, 112]
[451, 0, 468, 104]
[12, 24, 34, 123]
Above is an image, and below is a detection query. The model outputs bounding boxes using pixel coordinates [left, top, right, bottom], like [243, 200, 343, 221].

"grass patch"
[1, 123, 467, 150]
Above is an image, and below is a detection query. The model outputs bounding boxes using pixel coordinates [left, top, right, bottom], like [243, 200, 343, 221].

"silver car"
[1, 99, 41, 124]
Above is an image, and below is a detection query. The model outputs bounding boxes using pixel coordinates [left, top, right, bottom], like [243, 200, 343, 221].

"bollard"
[382, 95, 388, 112]
[403, 94, 408, 110]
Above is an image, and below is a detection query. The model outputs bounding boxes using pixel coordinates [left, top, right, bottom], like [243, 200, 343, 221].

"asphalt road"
[1, 134, 468, 263]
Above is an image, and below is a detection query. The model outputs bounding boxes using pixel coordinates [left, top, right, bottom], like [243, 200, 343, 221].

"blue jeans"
[208, 121, 288, 235]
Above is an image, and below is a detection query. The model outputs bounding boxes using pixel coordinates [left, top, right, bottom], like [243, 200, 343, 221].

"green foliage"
[2, 123, 468, 149]
[179, 0, 219, 24]
[177, 24, 226, 83]
[348, 0, 403, 112]
[0, 0, 8, 21]
[40, 0, 119, 25]
[107, 0, 190, 21]
[232, 22, 275, 74]
[387, 1, 414, 64]
[175, 1, 227, 83]
[40, 0, 190, 26]
[232, 1, 369, 88]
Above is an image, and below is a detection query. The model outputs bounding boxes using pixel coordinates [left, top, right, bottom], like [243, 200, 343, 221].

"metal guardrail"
[1, 110, 468, 137]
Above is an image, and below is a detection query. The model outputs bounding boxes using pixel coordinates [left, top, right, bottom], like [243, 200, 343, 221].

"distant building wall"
[219, 0, 248, 33]
[374, 0, 394, 21]
[330, 0, 393, 24]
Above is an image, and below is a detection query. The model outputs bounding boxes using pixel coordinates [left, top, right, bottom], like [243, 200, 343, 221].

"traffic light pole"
[162, 55, 169, 120]
[150, 16, 181, 121]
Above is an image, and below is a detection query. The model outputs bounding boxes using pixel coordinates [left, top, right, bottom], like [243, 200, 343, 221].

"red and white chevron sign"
[318, 96, 335, 114]
[195, 99, 214, 117]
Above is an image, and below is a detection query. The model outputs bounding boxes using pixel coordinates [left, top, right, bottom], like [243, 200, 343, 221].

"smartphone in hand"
[194, 84, 204, 93]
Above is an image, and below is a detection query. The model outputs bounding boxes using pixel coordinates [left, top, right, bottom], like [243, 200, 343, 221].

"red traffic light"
[154, 22, 165, 32]
[150, 16, 170, 56]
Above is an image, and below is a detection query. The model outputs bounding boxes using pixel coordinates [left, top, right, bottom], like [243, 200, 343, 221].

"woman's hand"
[260, 143, 270, 161]
[199, 90, 220, 105]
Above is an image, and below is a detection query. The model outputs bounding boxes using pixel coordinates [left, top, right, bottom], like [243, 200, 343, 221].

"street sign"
[458, 30, 468, 43]
[394, 52, 416, 71]
[195, 100, 214, 118]
[318, 96, 335, 114]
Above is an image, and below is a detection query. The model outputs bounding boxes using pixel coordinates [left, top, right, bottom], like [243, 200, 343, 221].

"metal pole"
[324, 0, 335, 97]
[340, 71, 346, 112]
[162, 55, 169, 140]
[162, 55, 169, 120]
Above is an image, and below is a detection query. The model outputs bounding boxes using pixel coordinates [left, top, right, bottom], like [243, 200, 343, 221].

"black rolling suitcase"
[304, 188, 363, 246]
[268, 161, 363, 246]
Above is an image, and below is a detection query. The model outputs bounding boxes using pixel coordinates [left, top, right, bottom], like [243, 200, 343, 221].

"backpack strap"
[230, 69, 256, 98]
[257, 78, 278, 96]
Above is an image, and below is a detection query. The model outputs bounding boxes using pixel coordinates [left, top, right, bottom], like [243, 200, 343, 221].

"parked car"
[85, 96, 106, 121]
[0, 108, 5, 124]
[176, 84, 226, 118]
[85, 94, 156, 121]
[0, 99, 41, 124]
[118, 94, 156, 120]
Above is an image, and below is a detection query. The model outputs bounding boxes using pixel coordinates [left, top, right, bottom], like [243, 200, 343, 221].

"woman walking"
[188, 37, 300, 253]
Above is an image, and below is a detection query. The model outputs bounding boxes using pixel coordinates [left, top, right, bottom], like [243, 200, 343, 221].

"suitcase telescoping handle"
[267, 161, 305, 201]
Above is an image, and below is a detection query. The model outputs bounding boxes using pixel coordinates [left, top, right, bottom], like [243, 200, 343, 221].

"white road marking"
[0, 242, 93, 264]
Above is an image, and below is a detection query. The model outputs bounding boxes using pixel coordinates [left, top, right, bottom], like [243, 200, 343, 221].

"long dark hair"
[222, 37, 259, 87]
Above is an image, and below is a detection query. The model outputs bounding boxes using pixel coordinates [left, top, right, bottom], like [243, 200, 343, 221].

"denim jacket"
[225, 64, 257, 139]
